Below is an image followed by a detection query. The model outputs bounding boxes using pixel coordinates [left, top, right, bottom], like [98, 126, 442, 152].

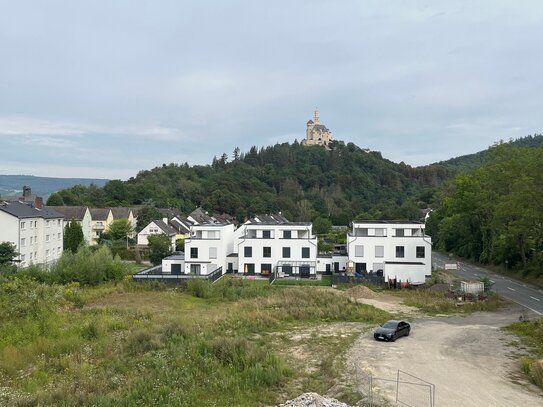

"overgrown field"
[0, 276, 391, 406]
[391, 289, 501, 315]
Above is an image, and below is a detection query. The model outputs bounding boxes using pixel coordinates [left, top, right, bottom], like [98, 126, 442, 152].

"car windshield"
[382, 321, 398, 329]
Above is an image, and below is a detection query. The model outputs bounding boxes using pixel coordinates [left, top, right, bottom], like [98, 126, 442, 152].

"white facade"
[0, 202, 64, 267]
[184, 224, 235, 275]
[236, 220, 318, 277]
[137, 220, 176, 251]
[347, 221, 432, 285]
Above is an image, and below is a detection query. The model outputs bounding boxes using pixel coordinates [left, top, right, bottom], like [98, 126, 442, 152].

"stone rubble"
[276, 392, 353, 407]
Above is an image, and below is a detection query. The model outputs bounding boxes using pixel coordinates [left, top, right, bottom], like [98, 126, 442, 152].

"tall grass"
[395, 289, 501, 314]
[506, 320, 543, 389]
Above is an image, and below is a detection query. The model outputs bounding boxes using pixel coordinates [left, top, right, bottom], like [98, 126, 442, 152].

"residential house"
[137, 219, 177, 251]
[89, 208, 113, 245]
[184, 222, 236, 275]
[0, 186, 44, 209]
[346, 220, 432, 285]
[169, 215, 192, 241]
[109, 207, 137, 237]
[236, 214, 318, 277]
[0, 201, 64, 266]
[47, 206, 92, 244]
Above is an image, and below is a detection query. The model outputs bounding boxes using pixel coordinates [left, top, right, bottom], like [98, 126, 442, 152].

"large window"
[282, 247, 291, 258]
[261, 264, 272, 275]
[262, 230, 271, 238]
[20, 222, 25, 230]
[302, 247, 310, 259]
[190, 247, 198, 259]
[416, 246, 425, 258]
[244, 246, 252, 257]
[355, 245, 364, 257]
[395, 228, 405, 237]
[283, 230, 291, 239]
[190, 264, 201, 275]
[395, 246, 405, 258]
[209, 247, 217, 259]
[263, 247, 271, 258]
[375, 245, 384, 258]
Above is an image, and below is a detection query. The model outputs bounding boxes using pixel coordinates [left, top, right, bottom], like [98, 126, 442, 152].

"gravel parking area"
[346, 305, 543, 406]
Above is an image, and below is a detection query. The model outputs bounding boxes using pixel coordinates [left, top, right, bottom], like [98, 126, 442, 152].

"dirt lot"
[346, 305, 543, 406]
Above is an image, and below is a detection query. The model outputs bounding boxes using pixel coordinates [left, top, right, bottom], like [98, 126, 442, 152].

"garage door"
[171, 264, 182, 274]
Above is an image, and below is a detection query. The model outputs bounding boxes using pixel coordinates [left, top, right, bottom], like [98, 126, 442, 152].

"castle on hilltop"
[302, 110, 333, 147]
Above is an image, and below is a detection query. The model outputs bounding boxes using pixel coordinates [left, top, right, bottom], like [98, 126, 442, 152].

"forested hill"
[432, 134, 543, 173]
[52, 136, 542, 224]
[52, 141, 453, 224]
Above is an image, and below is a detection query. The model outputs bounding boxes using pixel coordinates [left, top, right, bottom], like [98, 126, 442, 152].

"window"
[416, 246, 425, 258]
[375, 228, 385, 237]
[46, 249, 50, 257]
[395, 228, 405, 237]
[355, 245, 364, 257]
[209, 247, 217, 259]
[21, 254, 25, 261]
[29, 253, 33, 260]
[282, 247, 291, 258]
[261, 264, 272, 275]
[302, 247, 310, 259]
[190, 264, 201, 275]
[34, 221, 37, 228]
[21, 222, 26, 230]
[263, 247, 271, 258]
[375, 245, 384, 258]
[357, 228, 368, 236]
[244, 246, 252, 257]
[58, 246, 61, 254]
[58, 233, 61, 239]
[190, 247, 198, 259]
[46, 235, 50, 242]
[395, 246, 405, 258]
[58, 220, 61, 227]
[46, 220, 50, 227]
[21, 238, 26, 247]
[262, 230, 271, 238]
[283, 230, 291, 239]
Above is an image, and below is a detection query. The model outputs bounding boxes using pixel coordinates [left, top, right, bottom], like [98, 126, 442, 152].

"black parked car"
[373, 320, 410, 342]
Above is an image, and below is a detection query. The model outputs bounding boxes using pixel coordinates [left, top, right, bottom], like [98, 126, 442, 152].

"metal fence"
[355, 366, 435, 407]
[133, 266, 224, 284]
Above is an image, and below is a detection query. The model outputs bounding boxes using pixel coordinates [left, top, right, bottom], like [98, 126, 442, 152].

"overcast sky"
[0, 1, 541, 179]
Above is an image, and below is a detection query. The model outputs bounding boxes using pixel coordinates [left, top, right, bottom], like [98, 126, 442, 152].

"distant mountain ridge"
[0, 175, 108, 200]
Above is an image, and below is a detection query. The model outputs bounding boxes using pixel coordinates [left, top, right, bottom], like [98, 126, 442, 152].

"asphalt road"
[432, 251, 543, 316]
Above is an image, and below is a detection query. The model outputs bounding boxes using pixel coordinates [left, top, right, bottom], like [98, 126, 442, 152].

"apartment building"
[0, 201, 64, 266]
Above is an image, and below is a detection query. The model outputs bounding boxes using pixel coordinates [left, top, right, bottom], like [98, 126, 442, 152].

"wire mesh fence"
[354, 365, 435, 407]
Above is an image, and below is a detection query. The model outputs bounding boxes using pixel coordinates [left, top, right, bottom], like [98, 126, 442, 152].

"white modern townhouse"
[0, 201, 64, 267]
[184, 222, 236, 275]
[346, 220, 432, 284]
[236, 214, 318, 277]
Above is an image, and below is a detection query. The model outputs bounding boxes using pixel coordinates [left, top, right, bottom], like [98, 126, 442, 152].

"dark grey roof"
[246, 213, 312, 226]
[313, 124, 330, 132]
[170, 217, 192, 234]
[164, 252, 185, 261]
[89, 208, 111, 220]
[46, 205, 88, 220]
[109, 207, 134, 219]
[227, 253, 238, 257]
[0, 201, 63, 219]
[154, 219, 177, 236]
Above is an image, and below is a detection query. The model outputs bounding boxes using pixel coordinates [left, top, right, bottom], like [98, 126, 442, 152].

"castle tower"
[302, 109, 333, 147]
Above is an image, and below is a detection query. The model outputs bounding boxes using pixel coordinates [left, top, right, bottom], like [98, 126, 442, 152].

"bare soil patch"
[345, 305, 543, 407]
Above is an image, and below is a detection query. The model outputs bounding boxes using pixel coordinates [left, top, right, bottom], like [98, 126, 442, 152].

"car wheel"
[390, 335, 396, 342]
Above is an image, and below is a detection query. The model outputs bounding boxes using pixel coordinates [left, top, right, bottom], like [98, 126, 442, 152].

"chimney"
[35, 197, 43, 209]
[23, 186, 31, 198]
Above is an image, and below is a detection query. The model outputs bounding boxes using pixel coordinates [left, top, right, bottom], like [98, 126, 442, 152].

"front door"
[300, 265, 310, 278]
[355, 263, 367, 274]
